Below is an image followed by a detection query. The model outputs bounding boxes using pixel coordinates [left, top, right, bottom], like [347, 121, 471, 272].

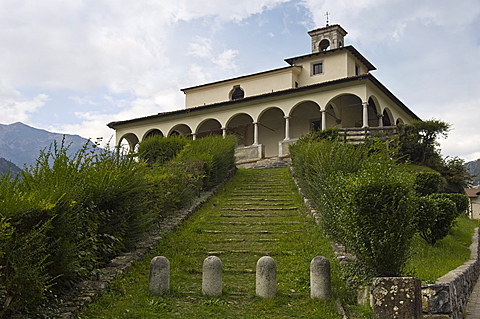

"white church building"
[107, 24, 420, 162]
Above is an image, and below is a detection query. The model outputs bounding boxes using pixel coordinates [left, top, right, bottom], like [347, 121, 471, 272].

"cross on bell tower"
[308, 24, 347, 53]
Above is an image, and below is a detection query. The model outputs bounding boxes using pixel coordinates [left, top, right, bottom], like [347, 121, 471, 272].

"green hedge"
[290, 137, 416, 278]
[0, 135, 236, 317]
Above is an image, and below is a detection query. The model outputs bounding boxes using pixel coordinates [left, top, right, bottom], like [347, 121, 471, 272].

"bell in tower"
[308, 24, 347, 53]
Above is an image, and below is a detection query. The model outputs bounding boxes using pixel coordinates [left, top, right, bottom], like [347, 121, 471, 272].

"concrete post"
[149, 256, 170, 296]
[310, 256, 331, 300]
[256, 256, 276, 298]
[202, 256, 222, 297]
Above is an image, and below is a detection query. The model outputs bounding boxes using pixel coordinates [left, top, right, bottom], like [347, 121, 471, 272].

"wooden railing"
[338, 126, 398, 143]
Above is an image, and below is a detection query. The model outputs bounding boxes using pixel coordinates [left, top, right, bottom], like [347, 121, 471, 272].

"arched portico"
[367, 97, 380, 127]
[169, 124, 192, 138]
[196, 119, 222, 139]
[382, 108, 394, 126]
[119, 133, 139, 153]
[143, 129, 164, 140]
[289, 101, 322, 139]
[227, 113, 254, 147]
[326, 94, 364, 128]
[258, 107, 285, 158]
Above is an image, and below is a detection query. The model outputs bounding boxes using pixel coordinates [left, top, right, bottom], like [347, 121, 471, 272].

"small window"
[355, 64, 360, 76]
[230, 86, 244, 100]
[312, 62, 323, 75]
[295, 81, 299, 88]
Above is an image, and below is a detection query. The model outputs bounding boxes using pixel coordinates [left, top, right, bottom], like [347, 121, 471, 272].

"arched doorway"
[258, 107, 285, 157]
[327, 94, 363, 128]
[290, 101, 321, 138]
[169, 124, 192, 138]
[196, 119, 222, 139]
[382, 108, 394, 126]
[367, 97, 380, 127]
[118, 133, 139, 153]
[143, 129, 164, 141]
[227, 113, 254, 146]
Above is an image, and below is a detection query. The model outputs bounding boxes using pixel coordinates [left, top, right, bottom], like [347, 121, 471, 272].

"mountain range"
[0, 122, 94, 174]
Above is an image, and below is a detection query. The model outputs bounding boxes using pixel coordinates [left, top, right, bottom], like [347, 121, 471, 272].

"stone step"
[227, 198, 291, 202]
[221, 207, 298, 211]
[206, 221, 301, 225]
[202, 230, 305, 234]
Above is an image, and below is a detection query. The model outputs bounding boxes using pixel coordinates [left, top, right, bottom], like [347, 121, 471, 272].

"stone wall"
[422, 227, 480, 319]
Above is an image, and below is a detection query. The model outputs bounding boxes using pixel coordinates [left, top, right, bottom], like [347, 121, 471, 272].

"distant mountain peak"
[0, 122, 93, 168]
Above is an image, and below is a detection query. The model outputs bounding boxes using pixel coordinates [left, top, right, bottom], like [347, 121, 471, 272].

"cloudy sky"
[1, 0, 479, 161]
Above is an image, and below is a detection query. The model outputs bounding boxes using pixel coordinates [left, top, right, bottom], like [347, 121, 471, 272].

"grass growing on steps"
[78, 168, 366, 319]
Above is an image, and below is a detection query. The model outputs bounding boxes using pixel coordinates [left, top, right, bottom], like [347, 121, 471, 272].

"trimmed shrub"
[291, 139, 416, 278]
[137, 135, 189, 165]
[431, 193, 469, 216]
[415, 195, 458, 245]
[344, 158, 416, 277]
[414, 171, 442, 196]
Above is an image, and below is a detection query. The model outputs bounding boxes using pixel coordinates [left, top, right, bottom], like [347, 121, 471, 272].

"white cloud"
[215, 49, 239, 71]
[0, 82, 49, 123]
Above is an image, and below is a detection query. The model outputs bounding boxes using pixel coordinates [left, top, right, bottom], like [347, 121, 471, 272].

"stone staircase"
[237, 157, 291, 169]
[179, 168, 308, 295]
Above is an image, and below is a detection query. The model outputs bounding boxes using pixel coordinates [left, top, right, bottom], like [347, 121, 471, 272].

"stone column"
[202, 256, 222, 297]
[149, 256, 170, 296]
[310, 256, 331, 300]
[222, 127, 227, 138]
[284, 116, 290, 140]
[321, 109, 327, 130]
[256, 256, 276, 298]
[253, 122, 259, 145]
[362, 102, 369, 128]
[378, 114, 384, 127]
[372, 277, 422, 319]
[192, 133, 197, 141]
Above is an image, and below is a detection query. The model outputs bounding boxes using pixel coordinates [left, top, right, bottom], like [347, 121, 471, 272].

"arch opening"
[227, 113, 254, 147]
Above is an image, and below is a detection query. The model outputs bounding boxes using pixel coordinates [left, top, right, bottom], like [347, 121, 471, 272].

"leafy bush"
[414, 171, 442, 196]
[137, 135, 189, 165]
[174, 135, 236, 188]
[430, 193, 469, 216]
[345, 160, 416, 277]
[415, 195, 458, 245]
[291, 139, 416, 278]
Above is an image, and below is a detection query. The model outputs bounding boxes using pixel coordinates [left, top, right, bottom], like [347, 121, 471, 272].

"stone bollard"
[256, 256, 276, 298]
[202, 256, 222, 297]
[310, 256, 331, 300]
[372, 277, 422, 319]
[149, 256, 170, 296]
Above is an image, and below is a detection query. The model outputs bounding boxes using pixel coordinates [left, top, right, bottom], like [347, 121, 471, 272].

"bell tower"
[308, 24, 347, 53]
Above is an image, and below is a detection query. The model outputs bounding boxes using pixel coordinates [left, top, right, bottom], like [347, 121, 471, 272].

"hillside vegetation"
[0, 135, 236, 318]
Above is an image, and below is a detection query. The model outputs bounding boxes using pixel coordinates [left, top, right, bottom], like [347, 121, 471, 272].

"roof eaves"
[180, 65, 298, 92]
[284, 45, 376, 71]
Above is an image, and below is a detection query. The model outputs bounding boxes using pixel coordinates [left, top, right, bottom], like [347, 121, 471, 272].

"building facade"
[107, 24, 420, 162]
